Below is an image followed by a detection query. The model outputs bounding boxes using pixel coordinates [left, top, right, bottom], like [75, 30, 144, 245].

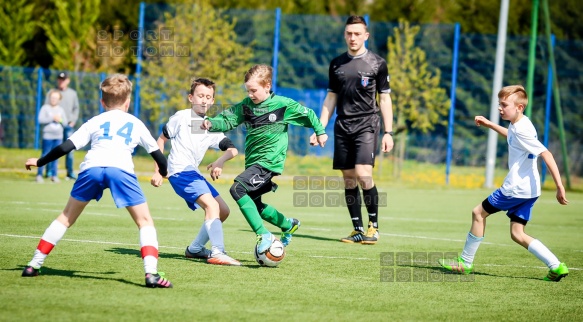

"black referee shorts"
[333, 113, 380, 170]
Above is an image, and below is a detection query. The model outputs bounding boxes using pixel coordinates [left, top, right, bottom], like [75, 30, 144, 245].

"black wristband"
[384, 131, 394, 136]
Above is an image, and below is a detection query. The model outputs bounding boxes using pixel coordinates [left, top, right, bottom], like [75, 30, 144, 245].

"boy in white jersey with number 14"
[439, 85, 569, 281]
[150, 77, 240, 266]
[22, 74, 173, 288]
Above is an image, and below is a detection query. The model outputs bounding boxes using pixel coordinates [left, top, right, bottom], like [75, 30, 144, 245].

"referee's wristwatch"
[384, 131, 394, 136]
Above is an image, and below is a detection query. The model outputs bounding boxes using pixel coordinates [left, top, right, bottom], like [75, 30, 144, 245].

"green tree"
[367, 0, 583, 40]
[210, 0, 329, 14]
[39, 0, 100, 72]
[387, 20, 450, 177]
[368, 0, 447, 25]
[140, 0, 254, 133]
[95, 0, 142, 73]
[0, 0, 35, 65]
[0, 0, 36, 148]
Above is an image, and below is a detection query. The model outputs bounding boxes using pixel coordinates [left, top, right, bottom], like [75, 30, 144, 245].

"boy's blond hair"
[499, 85, 528, 108]
[244, 64, 272, 87]
[101, 74, 132, 108]
[47, 89, 62, 101]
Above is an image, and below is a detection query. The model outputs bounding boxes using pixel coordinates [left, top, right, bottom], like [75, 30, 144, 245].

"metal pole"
[541, 0, 571, 189]
[99, 72, 106, 114]
[34, 68, 43, 150]
[446, 23, 461, 185]
[271, 8, 281, 94]
[485, 0, 509, 188]
[134, 2, 145, 117]
[525, 0, 539, 117]
[364, 14, 370, 49]
[541, 34, 554, 184]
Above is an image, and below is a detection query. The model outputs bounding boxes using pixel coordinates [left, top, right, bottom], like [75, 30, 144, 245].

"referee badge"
[361, 76, 370, 87]
[268, 113, 277, 122]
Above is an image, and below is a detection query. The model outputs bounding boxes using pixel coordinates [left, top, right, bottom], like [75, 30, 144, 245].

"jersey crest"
[243, 104, 286, 128]
[361, 76, 370, 87]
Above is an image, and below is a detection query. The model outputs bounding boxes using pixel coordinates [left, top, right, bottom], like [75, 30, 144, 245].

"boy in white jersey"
[22, 74, 173, 288]
[439, 85, 569, 281]
[150, 77, 240, 266]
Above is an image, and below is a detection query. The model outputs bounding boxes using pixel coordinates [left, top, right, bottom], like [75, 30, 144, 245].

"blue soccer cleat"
[281, 218, 300, 247]
[256, 232, 275, 254]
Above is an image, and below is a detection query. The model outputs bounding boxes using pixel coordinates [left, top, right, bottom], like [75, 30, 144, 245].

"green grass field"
[0, 150, 582, 321]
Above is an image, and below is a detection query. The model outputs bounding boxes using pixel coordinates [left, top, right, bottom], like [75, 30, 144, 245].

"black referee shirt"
[328, 50, 391, 118]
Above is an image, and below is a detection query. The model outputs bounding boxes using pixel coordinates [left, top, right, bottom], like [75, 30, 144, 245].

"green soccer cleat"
[544, 263, 569, 282]
[438, 256, 473, 275]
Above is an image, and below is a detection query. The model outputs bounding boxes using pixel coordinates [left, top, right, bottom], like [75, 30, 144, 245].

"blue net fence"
[1, 5, 582, 176]
[0, 67, 130, 150]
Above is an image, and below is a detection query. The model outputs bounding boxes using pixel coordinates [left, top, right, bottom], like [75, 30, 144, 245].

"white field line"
[7, 207, 190, 222]
[0, 200, 185, 212]
[382, 232, 514, 246]
[1, 233, 581, 271]
[2, 200, 578, 229]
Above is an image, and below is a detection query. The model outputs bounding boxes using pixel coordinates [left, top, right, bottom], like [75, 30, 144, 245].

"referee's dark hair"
[346, 15, 367, 28]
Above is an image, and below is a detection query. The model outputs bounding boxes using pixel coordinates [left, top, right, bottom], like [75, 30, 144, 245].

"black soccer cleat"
[22, 266, 40, 277]
[340, 230, 365, 243]
[145, 272, 173, 288]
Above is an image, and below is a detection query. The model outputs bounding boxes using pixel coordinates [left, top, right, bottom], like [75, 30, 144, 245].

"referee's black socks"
[344, 187, 363, 232]
[363, 186, 379, 229]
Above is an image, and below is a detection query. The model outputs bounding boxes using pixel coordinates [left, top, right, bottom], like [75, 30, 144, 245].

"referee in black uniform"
[310, 15, 394, 244]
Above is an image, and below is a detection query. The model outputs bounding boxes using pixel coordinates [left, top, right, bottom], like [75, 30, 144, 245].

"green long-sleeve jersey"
[208, 93, 326, 174]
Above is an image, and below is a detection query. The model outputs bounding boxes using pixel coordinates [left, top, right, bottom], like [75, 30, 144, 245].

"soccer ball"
[254, 238, 286, 267]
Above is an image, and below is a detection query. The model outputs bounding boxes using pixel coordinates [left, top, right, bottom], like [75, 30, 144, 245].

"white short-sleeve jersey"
[164, 109, 226, 176]
[500, 116, 547, 198]
[68, 109, 159, 174]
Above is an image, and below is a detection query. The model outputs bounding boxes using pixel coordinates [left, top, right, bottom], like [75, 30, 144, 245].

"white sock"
[188, 224, 209, 253]
[205, 218, 225, 255]
[460, 232, 484, 265]
[139, 226, 159, 274]
[528, 239, 560, 269]
[29, 220, 68, 268]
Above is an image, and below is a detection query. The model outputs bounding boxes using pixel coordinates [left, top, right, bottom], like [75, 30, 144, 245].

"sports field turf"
[0, 175, 581, 321]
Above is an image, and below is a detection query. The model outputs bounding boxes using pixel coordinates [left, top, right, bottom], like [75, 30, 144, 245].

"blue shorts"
[483, 189, 538, 224]
[168, 171, 219, 211]
[71, 167, 146, 208]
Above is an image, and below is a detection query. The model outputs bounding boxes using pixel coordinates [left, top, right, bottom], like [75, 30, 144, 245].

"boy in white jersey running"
[439, 85, 569, 281]
[150, 77, 240, 266]
[22, 74, 173, 288]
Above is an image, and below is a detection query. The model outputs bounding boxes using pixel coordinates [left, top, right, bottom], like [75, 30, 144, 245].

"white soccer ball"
[254, 238, 286, 267]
